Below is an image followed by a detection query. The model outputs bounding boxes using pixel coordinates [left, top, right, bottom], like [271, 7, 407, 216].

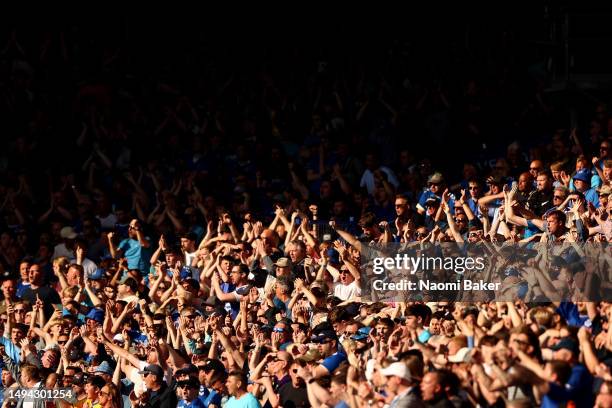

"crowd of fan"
[0, 25, 611, 408]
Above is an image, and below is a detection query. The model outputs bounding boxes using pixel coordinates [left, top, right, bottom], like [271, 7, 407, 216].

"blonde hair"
[53, 256, 70, 273]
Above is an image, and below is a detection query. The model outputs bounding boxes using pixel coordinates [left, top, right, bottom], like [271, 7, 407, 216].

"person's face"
[142, 372, 157, 389]
[395, 199, 409, 216]
[553, 191, 566, 206]
[316, 339, 334, 357]
[66, 267, 80, 286]
[19, 262, 29, 280]
[518, 175, 531, 192]
[86, 318, 99, 332]
[510, 333, 530, 354]
[339, 269, 353, 285]
[165, 252, 179, 267]
[385, 375, 401, 394]
[220, 259, 232, 273]
[468, 183, 480, 199]
[375, 324, 390, 340]
[551, 169, 561, 180]
[98, 386, 111, 405]
[454, 214, 467, 231]
[288, 243, 304, 262]
[429, 182, 441, 194]
[547, 215, 563, 235]
[117, 282, 129, 295]
[420, 372, 440, 401]
[574, 179, 588, 192]
[42, 350, 58, 368]
[128, 220, 140, 238]
[276, 265, 290, 278]
[103, 286, 116, 300]
[599, 142, 610, 158]
[405, 315, 420, 330]
[536, 175, 550, 191]
[11, 328, 24, 345]
[1, 369, 13, 387]
[604, 165, 612, 182]
[230, 267, 243, 285]
[84, 382, 99, 399]
[529, 161, 542, 177]
[180, 238, 194, 251]
[28, 265, 42, 285]
[1, 281, 15, 299]
[289, 364, 303, 387]
[178, 383, 198, 401]
[225, 375, 240, 396]
[429, 318, 440, 335]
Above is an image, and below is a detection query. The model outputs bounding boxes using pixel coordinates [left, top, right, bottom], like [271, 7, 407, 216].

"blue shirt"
[118, 238, 151, 273]
[0, 338, 20, 364]
[178, 398, 206, 408]
[542, 364, 593, 408]
[321, 350, 347, 374]
[556, 302, 589, 327]
[225, 393, 261, 408]
[201, 389, 221, 407]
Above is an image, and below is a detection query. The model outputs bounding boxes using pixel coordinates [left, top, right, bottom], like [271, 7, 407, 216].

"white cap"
[379, 362, 411, 381]
[60, 226, 77, 239]
[448, 347, 473, 363]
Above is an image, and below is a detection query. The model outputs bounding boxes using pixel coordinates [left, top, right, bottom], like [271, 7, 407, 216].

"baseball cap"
[448, 347, 473, 363]
[311, 330, 337, 343]
[598, 185, 611, 196]
[296, 349, 322, 363]
[275, 257, 291, 268]
[350, 327, 371, 341]
[427, 172, 444, 184]
[326, 249, 340, 265]
[72, 372, 86, 385]
[94, 361, 113, 376]
[138, 364, 164, 378]
[380, 362, 411, 380]
[425, 197, 440, 207]
[118, 277, 138, 292]
[60, 226, 78, 240]
[85, 308, 104, 324]
[89, 268, 105, 281]
[177, 378, 199, 388]
[573, 169, 591, 183]
[200, 359, 225, 373]
[549, 337, 579, 355]
[175, 364, 198, 377]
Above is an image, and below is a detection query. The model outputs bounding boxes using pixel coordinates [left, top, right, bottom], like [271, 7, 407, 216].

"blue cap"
[179, 267, 192, 281]
[85, 308, 104, 323]
[351, 327, 371, 341]
[62, 309, 73, 317]
[326, 248, 340, 265]
[89, 268, 105, 280]
[94, 361, 114, 376]
[573, 169, 591, 183]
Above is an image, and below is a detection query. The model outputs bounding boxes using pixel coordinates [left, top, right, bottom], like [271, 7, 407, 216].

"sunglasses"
[553, 195, 564, 200]
[99, 391, 109, 397]
[14, 309, 25, 313]
[273, 328, 285, 333]
[185, 315, 197, 319]
[58, 340, 68, 345]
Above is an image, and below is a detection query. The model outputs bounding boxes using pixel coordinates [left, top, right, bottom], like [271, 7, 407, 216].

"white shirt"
[334, 280, 361, 301]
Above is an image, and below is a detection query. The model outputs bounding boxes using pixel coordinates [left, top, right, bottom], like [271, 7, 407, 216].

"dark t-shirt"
[20, 285, 61, 319]
[278, 382, 309, 408]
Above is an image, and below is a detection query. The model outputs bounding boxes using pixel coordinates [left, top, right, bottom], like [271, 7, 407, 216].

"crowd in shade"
[0, 20, 610, 408]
